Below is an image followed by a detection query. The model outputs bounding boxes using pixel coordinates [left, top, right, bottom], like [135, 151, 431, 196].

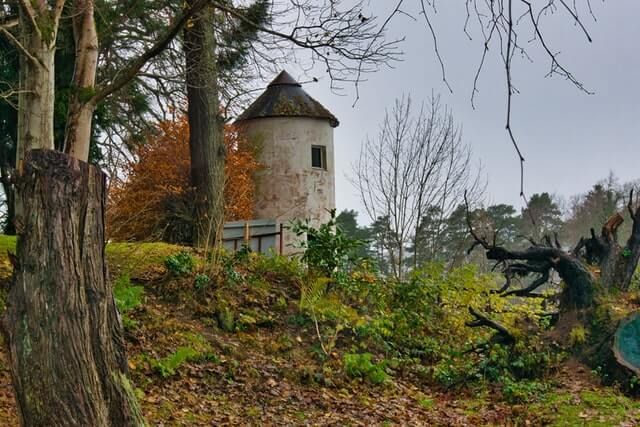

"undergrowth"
[0, 233, 636, 424]
[139, 218, 565, 402]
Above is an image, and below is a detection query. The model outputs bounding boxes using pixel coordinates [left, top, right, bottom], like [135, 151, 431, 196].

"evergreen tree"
[520, 193, 563, 242]
[335, 209, 373, 260]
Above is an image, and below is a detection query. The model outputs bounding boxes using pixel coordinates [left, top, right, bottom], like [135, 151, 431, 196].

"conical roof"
[236, 71, 339, 127]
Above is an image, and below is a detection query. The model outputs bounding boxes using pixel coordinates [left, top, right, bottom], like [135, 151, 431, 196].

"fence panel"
[222, 219, 283, 255]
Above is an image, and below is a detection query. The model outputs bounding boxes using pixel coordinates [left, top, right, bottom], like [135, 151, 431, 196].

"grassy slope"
[0, 237, 638, 426]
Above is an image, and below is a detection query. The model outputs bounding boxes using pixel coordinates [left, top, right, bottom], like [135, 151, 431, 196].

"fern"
[299, 276, 330, 312]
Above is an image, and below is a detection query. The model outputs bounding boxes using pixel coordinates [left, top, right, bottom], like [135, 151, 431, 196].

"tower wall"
[242, 117, 335, 253]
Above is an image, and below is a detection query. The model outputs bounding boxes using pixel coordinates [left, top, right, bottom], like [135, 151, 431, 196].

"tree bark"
[580, 203, 640, 292]
[485, 245, 597, 310]
[64, 0, 99, 162]
[184, 5, 226, 248]
[3, 149, 145, 426]
[16, 26, 55, 166]
[1, 169, 15, 234]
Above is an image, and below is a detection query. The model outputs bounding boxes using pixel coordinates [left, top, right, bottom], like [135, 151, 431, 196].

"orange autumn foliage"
[107, 116, 260, 242]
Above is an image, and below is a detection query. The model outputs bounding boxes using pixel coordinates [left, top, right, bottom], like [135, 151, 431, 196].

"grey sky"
[283, 1, 639, 221]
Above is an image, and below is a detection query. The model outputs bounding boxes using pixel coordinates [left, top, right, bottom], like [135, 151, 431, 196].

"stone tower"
[236, 70, 339, 253]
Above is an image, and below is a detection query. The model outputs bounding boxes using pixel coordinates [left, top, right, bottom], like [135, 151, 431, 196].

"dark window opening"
[311, 145, 327, 170]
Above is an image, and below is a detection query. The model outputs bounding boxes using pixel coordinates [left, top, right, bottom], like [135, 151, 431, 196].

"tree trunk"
[580, 310, 640, 392]
[3, 149, 145, 426]
[16, 31, 55, 166]
[184, 5, 226, 247]
[485, 246, 597, 309]
[64, 0, 99, 162]
[468, 204, 640, 387]
[1, 178, 15, 235]
[398, 243, 405, 281]
[581, 206, 640, 292]
[14, 10, 57, 234]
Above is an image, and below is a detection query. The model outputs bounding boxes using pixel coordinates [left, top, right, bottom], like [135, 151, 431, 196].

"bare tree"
[355, 95, 482, 278]
[362, 1, 600, 203]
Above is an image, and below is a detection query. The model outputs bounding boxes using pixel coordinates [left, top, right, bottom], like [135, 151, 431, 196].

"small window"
[311, 145, 327, 170]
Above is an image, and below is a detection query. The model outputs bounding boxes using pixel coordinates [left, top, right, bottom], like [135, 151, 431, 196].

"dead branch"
[466, 307, 515, 345]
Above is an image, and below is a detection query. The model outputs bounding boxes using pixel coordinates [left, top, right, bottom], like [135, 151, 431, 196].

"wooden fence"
[221, 220, 284, 255]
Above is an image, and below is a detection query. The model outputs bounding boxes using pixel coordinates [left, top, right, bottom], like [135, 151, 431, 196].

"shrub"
[502, 378, 548, 404]
[164, 251, 194, 276]
[194, 273, 210, 290]
[288, 209, 366, 276]
[569, 326, 588, 346]
[107, 118, 261, 243]
[432, 357, 477, 388]
[343, 352, 391, 384]
[249, 251, 304, 283]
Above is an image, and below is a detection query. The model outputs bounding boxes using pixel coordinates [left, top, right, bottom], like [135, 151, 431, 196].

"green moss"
[416, 396, 435, 410]
[106, 242, 191, 277]
[527, 389, 640, 426]
[0, 237, 193, 279]
[0, 235, 16, 253]
[112, 371, 147, 427]
[113, 274, 144, 313]
[76, 86, 97, 103]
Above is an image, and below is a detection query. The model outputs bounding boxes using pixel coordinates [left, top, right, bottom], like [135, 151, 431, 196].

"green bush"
[330, 262, 558, 390]
[432, 357, 478, 388]
[343, 352, 391, 384]
[502, 378, 548, 404]
[429, 341, 562, 390]
[164, 251, 195, 276]
[194, 273, 210, 290]
[288, 209, 366, 276]
[250, 251, 303, 281]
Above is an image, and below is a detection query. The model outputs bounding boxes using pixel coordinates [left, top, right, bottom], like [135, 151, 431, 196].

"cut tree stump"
[2, 149, 144, 426]
[614, 312, 640, 376]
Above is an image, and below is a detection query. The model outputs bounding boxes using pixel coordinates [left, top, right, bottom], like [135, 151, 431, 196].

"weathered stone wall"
[242, 117, 335, 254]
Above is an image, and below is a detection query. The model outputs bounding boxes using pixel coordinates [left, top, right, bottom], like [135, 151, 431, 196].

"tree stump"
[3, 149, 144, 426]
[614, 312, 640, 376]
[577, 308, 640, 393]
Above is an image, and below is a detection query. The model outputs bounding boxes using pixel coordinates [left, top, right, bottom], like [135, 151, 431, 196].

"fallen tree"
[465, 191, 640, 390]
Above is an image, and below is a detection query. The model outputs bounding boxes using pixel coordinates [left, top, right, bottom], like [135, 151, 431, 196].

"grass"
[113, 274, 145, 312]
[526, 389, 640, 426]
[106, 241, 190, 278]
[0, 235, 189, 280]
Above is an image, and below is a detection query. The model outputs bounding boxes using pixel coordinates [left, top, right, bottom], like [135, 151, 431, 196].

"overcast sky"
[282, 1, 639, 222]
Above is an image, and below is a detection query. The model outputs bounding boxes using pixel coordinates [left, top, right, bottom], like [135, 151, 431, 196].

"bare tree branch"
[0, 24, 41, 66]
[90, 0, 210, 106]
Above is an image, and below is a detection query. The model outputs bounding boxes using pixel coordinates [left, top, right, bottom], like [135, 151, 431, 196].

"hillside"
[0, 237, 638, 426]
